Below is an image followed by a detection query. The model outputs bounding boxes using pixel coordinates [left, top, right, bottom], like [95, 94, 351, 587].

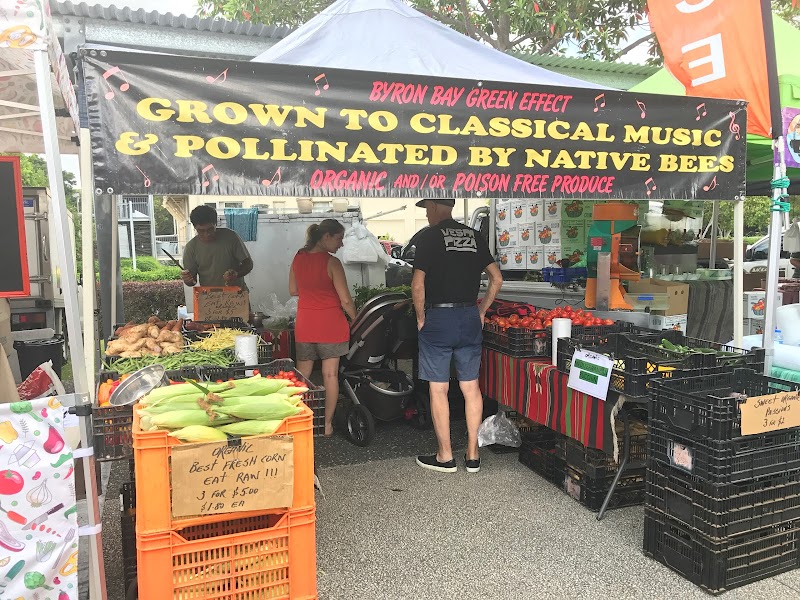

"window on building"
[313, 201, 332, 212]
[204, 202, 217, 209]
[224, 202, 243, 208]
[273, 201, 286, 213]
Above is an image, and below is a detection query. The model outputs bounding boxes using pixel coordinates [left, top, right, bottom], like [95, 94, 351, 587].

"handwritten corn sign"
[194, 286, 250, 321]
[740, 390, 800, 436]
[170, 435, 294, 517]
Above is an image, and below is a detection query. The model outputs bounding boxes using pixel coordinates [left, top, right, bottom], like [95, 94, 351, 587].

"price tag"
[567, 349, 613, 401]
[740, 390, 800, 436]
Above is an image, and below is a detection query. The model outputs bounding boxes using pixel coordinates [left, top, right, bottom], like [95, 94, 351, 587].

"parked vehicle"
[742, 233, 792, 274]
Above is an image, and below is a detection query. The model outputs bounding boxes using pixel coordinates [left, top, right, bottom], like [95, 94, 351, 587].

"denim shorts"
[418, 306, 482, 383]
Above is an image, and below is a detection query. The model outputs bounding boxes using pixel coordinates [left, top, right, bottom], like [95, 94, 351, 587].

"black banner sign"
[84, 50, 747, 200]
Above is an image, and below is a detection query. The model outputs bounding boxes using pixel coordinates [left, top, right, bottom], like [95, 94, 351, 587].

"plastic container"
[518, 432, 564, 485]
[132, 403, 315, 535]
[643, 507, 800, 595]
[136, 507, 317, 600]
[646, 461, 800, 539]
[623, 292, 670, 311]
[13, 334, 64, 380]
[483, 321, 622, 359]
[561, 465, 646, 512]
[648, 420, 800, 484]
[649, 368, 799, 440]
[696, 268, 733, 280]
[557, 433, 647, 479]
[120, 482, 137, 596]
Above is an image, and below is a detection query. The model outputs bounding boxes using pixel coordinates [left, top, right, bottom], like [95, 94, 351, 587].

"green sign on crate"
[568, 349, 613, 401]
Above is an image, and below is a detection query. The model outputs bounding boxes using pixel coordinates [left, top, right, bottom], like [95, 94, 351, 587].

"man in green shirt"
[181, 205, 253, 289]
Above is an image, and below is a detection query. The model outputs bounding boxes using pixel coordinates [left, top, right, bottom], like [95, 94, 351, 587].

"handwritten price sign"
[170, 436, 294, 517]
[740, 390, 800, 436]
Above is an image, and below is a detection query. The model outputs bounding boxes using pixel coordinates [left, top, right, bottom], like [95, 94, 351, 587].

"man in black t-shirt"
[412, 199, 503, 474]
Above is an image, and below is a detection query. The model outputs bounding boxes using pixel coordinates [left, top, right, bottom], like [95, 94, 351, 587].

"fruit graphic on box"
[566, 225, 580, 239]
[529, 250, 540, 265]
[498, 208, 507, 221]
[520, 228, 531, 242]
[530, 203, 539, 217]
[564, 200, 584, 218]
[751, 299, 765, 316]
[566, 249, 585, 264]
[498, 230, 511, 246]
[514, 252, 524, 265]
[538, 226, 552, 244]
[513, 205, 524, 219]
[547, 201, 558, 216]
[547, 251, 558, 265]
[499, 252, 509, 265]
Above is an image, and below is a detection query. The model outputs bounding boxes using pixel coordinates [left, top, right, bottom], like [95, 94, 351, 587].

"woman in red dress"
[290, 219, 357, 436]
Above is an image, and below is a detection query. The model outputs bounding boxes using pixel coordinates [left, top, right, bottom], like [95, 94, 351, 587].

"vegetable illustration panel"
[0, 398, 78, 600]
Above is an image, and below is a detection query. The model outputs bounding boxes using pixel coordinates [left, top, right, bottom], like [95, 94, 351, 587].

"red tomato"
[544, 319, 553, 327]
[520, 317, 532, 328]
[253, 369, 260, 375]
[603, 319, 615, 326]
[0, 470, 24, 495]
[508, 314, 520, 325]
[564, 305, 573, 314]
[532, 319, 544, 330]
[496, 318, 508, 328]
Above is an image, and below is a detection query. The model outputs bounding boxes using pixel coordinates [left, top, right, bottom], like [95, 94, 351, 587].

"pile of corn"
[137, 375, 309, 442]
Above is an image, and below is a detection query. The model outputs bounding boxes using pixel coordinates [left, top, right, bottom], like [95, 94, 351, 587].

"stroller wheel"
[346, 404, 376, 447]
[410, 393, 433, 430]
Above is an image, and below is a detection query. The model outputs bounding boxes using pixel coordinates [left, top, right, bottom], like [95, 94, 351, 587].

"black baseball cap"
[415, 198, 456, 208]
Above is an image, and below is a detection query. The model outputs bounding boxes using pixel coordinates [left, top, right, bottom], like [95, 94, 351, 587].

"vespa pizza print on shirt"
[441, 228, 478, 253]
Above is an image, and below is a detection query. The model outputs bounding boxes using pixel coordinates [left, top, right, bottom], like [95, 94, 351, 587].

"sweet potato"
[161, 344, 182, 354]
[145, 339, 162, 355]
[106, 339, 127, 356]
[148, 325, 160, 339]
[147, 316, 160, 324]
[119, 351, 142, 358]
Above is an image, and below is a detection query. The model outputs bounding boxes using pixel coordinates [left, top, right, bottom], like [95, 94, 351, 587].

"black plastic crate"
[561, 465, 645, 512]
[120, 481, 137, 595]
[93, 404, 134, 461]
[557, 334, 730, 398]
[643, 507, 800, 595]
[488, 413, 550, 454]
[623, 329, 765, 372]
[649, 419, 800, 484]
[518, 434, 564, 484]
[646, 461, 800, 539]
[182, 317, 256, 340]
[649, 368, 799, 440]
[483, 322, 622, 358]
[557, 431, 647, 479]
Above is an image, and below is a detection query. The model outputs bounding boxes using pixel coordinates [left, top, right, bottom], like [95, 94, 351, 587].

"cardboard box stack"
[627, 279, 690, 332]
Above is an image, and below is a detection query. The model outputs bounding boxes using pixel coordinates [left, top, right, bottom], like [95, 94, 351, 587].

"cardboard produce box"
[495, 200, 510, 225]
[651, 314, 688, 332]
[743, 291, 784, 319]
[627, 279, 690, 316]
[528, 246, 545, 270]
[509, 201, 527, 224]
[527, 200, 544, 224]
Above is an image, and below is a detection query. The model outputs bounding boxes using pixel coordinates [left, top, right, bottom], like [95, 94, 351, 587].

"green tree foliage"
[197, 0, 649, 59]
[154, 196, 176, 236]
[702, 196, 800, 238]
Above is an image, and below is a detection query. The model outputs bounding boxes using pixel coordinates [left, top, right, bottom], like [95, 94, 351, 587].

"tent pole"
[489, 199, 496, 256]
[733, 200, 744, 346]
[79, 128, 96, 396]
[762, 139, 786, 375]
[111, 197, 118, 326]
[464, 198, 469, 225]
[33, 49, 107, 600]
[709, 200, 720, 268]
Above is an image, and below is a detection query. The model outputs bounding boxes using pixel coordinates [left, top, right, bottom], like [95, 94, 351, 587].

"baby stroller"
[337, 292, 416, 446]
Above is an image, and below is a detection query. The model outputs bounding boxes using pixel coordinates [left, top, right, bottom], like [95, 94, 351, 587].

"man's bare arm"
[478, 263, 503, 324]
[411, 270, 426, 330]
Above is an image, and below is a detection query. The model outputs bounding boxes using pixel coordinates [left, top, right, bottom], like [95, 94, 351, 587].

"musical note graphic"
[593, 93, 606, 113]
[261, 167, 282, 186]
[729, 111, 741, 140]
[644, 177, 657, 197]
[636, 100, 646, 119]
[703, 176, 719, 192]
[314, 73, 330, 96]
[201, 164, 220, 188]
[102, 66, 129, 100]
[135, 166, 151, 188]
[695, 103, 707, 121]
[206, 68, 228, 84]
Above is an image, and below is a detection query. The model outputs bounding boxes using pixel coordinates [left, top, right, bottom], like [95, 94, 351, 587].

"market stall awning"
[630, 15, 800, 196]
[251, 0, 605, 89]
[0, 2, 79, 153]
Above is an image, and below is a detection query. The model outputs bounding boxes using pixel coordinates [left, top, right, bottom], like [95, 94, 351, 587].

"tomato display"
[488, 308, 617, 332]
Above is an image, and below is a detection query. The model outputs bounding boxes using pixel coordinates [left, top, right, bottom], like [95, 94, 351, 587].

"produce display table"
[479, 348, 625, 455]
[686, 280, 733, 342]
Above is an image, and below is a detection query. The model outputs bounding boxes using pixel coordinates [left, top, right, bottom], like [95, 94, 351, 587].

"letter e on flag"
[647, 0, 772, 138]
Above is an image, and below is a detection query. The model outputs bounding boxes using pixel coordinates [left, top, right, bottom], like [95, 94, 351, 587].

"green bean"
[103, 350, 235, 374]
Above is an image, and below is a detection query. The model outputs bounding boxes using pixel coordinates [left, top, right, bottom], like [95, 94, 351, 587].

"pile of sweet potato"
[106, 317, 185, 357]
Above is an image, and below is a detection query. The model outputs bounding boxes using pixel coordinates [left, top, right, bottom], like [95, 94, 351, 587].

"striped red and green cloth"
[479, 349, 620, 454]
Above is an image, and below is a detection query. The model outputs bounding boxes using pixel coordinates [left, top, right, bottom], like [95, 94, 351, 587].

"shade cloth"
[686, 280, 734, 343]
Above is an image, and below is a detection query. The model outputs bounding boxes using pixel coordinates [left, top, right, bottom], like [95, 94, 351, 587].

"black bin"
[13, 335, 65, 380]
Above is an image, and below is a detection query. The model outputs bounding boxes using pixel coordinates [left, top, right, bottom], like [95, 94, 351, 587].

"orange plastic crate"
[133, 403, 315, 535]
[137, 507, 317, 600]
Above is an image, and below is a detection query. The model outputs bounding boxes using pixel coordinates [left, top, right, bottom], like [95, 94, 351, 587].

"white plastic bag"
[477, 410, 522, 448]
[342, 223, 389, 265]
[261, 293, 298, 330]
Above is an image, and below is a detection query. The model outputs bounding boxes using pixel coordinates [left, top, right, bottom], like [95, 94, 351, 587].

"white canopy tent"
[252, 0, 605, 88]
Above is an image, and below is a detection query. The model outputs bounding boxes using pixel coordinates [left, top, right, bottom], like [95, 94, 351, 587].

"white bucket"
[776, 304, 800, 346]
[235, 334, 259, 375]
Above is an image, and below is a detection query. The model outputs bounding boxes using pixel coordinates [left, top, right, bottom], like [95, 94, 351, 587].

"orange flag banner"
[648, 0, 772, 138]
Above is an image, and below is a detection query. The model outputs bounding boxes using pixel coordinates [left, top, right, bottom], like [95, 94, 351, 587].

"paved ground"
[92, 417, 800, 600]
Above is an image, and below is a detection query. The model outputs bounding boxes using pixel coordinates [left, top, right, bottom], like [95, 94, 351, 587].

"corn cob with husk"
[217, 420, 283, 436]
[169, 425, 229, 443]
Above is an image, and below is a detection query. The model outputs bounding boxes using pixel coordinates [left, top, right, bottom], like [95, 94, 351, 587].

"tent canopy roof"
[252, 0, 605, 89]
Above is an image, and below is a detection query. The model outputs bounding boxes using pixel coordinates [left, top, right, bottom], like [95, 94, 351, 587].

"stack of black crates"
[518, 416, 648, 512]
[644, 368, 800, 594]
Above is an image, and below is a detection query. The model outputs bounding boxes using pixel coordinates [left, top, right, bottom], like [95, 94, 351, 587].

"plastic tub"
[13, 334, 64, 379]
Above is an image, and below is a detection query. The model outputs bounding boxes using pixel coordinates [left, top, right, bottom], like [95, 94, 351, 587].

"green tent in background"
[630, 15, 800, 196]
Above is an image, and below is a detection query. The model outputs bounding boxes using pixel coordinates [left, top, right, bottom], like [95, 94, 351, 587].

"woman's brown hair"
[304, 218, 345, 251]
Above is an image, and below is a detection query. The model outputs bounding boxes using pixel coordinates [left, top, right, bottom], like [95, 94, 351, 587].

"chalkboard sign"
[0, 157, 29, 298]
